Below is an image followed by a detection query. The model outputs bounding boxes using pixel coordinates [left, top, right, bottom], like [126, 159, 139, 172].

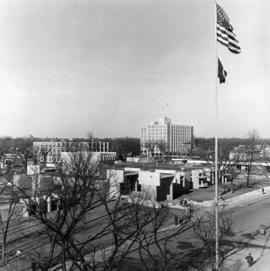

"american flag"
[216, 4, 241, 54]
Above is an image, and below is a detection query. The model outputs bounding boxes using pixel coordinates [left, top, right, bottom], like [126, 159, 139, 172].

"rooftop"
[112, 162, 210, 172]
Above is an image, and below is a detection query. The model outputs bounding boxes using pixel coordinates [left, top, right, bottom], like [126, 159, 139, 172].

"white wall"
[138, 170, 160, 186]
[140, 184, 157, 201]
[107, 169, 124, 198]
[192, 169, 208, 189]
[27, 165, 40, 175]
[124, 167, 140, 172]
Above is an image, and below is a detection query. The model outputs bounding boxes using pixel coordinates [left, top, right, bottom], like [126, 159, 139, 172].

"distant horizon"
[1, 134, 270, 141]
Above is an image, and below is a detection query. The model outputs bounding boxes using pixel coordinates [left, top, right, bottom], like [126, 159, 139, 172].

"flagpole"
[214, 0, 219, 270]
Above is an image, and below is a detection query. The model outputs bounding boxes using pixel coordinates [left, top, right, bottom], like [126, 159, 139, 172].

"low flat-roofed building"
[33, 140, 110, 163]
[107, 162, 212, 202]
[32, 140, 115, 166]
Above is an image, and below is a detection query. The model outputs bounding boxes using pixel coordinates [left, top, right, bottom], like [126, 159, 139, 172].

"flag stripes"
[216, 3, 241, 54]
[217, 25, 241, 54]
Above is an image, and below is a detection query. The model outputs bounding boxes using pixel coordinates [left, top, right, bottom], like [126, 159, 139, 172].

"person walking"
[179, 215, 183, 224]
[31, 258, 37, 271]
[174, 214, 178, 225]
[245, 253, 254, 267]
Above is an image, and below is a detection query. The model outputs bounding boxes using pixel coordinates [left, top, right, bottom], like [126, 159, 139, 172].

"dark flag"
[216, 3, 241, 54]
[218, 58, 227, 84]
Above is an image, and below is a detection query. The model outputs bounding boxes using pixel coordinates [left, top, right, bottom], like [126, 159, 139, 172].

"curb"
[170, 186, 270, 209]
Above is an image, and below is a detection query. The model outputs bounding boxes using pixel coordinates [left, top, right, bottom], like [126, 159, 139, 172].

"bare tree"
[144, 140, 167, 158]
[125, 201, 191, 271]
[245, 130, 259, 187]
[15, 151, 176, 270]
[195, 145, 245, 194]
[144, 140, 157, 158]
[14, 152, 98, 270]
[218, 148, 245, 193]
[188, 209, 235, 270]
[13, 138, 34, 168]
[86, 131, 97, 152]
[0, 171, 20, 264]
[34, 146, 50, 168]
[98, 192, 155, 270]
[13, 149, 199, 271]
[155, 140, 167, 158]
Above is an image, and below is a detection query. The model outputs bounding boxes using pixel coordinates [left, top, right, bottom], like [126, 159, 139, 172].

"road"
[229, 196, 270, 236]
[175, 192, 270, 271]
[221, 195, 270, 271]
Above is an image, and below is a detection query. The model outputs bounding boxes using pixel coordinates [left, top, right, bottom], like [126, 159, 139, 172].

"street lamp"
[16, 249, 21, 271]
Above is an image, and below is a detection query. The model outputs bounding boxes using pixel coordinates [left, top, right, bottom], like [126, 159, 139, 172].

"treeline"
[0, 137, 34, 154]
[194, 137, 270, 153]
[101, 137, 140, 159]
[2, 135, 270, 159]
[0, 136, 141, 159]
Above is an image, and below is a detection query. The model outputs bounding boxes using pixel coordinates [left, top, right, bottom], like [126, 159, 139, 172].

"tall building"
[140, 117, 193, 157]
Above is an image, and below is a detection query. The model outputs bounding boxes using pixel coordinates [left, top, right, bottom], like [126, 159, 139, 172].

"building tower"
[140, 117, 193, 157]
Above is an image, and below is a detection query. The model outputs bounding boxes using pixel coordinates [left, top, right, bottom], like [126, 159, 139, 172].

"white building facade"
[33, 140, 113, 164]
[107, 164, 213, 203]
[140, 117, 193, 156]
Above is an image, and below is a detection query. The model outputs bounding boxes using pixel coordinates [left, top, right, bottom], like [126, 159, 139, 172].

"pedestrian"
[179, 215, 183, 224]
[174, 214, 178, 225]
[245, 253, 253, 267]
[183, 199, 187, 207]
[262, 188, 265, 194]
[31, 258, 37, 271]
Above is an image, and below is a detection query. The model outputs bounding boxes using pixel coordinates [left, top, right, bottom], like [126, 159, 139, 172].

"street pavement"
[219, 191, 270, 271]
[179, 187, 270, 271]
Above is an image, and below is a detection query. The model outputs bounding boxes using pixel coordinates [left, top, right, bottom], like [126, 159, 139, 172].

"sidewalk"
[223, 185, 270, 207]
[221, 232, 270, 271]
[189, 185, 270, 210]
[187, 186, 270, 271]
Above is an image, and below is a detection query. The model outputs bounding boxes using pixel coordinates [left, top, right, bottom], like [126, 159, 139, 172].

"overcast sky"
[0, 0, 269, 138]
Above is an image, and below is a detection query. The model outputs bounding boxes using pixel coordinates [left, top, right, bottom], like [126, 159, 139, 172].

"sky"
[0, 0, 269, 139]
